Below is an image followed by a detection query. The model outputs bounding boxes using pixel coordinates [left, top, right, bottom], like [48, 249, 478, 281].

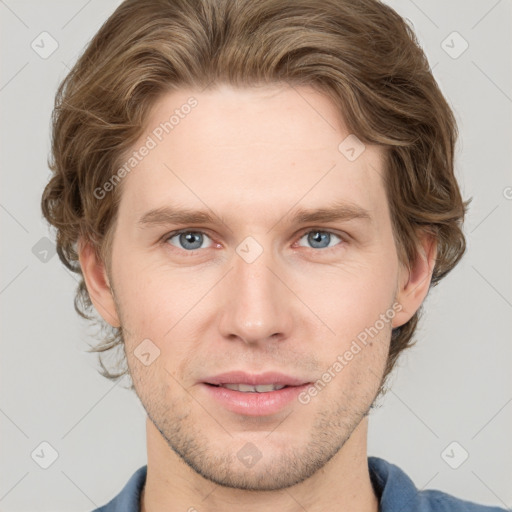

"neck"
[141, 416, 379, 512]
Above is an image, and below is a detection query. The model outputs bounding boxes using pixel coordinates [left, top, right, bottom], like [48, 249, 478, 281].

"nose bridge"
[218, 240, 292, 344]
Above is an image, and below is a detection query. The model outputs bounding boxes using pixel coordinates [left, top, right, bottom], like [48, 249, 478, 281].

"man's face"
[106, 84, 405, 490]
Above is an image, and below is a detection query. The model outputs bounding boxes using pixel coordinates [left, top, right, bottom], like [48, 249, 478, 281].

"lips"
[200, 371, 311, 415]
[201, 380, 310, 416]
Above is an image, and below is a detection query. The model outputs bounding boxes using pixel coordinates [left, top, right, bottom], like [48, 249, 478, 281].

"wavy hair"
[41, 0, 469, 393]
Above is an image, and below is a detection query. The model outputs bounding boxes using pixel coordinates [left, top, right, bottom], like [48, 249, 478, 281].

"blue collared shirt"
[92, 456, 507, 511]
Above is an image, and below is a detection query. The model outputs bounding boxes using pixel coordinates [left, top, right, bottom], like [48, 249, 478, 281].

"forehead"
[116, 83, 388, 227]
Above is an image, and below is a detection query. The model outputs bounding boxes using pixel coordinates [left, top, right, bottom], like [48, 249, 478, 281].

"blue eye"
[166, 231, 213, 251]
[297, 230, 343, 250]
[164, 229, 344, 254]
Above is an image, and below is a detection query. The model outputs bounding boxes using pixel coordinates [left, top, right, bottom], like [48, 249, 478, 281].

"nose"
[218, 246, 295, 346]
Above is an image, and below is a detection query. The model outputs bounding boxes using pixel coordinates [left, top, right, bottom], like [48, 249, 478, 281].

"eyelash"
[162, 228, 348, 256]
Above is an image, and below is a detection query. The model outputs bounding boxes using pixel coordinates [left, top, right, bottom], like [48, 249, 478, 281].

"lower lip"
[201, 383, 310, 416]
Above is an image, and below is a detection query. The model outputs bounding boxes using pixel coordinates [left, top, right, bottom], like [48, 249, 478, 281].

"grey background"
[0, 0, 511, 510]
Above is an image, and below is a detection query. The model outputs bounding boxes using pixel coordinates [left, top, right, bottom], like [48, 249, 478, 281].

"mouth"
[205, 383, 289, 392]
[200, 372, 311, 416]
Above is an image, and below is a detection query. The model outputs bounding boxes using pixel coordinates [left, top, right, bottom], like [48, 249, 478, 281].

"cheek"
[113, 257, 220, 375]
[112, 259, 180, 338]
[304, 259, 398, 339]
[313, 312, 392, 401]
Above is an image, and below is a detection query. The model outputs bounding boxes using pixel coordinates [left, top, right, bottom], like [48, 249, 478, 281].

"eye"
[165, 230, 214, 251]
[296, 230, 344, 250]
[163, 228, 345, 254]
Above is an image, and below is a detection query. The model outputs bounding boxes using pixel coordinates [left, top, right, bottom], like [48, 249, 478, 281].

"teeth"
[221, 383, 286, 392]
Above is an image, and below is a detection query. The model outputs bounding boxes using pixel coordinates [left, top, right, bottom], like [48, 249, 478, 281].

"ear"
[78, 237, 120, 328]
[392, 232, 437, 329]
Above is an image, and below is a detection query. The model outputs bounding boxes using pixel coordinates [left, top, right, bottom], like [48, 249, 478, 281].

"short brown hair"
[41, 0, 469, 393]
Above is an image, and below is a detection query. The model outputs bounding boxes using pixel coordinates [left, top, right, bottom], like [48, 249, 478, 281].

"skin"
[80, 83, 436, 512]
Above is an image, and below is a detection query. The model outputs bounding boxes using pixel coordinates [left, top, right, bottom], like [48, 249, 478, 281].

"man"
[41, 0, 506, 510]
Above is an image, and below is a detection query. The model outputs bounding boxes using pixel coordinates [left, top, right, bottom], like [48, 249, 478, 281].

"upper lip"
[202, 371, 310, 387]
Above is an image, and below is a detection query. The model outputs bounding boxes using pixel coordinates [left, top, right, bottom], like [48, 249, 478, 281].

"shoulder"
[368, 456, 507, 512]
[91, 465, 147, 512]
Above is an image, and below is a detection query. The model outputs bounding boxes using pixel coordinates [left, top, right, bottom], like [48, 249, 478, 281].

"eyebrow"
[292, 202, 372, 224]
[137, 201, 372, 228]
